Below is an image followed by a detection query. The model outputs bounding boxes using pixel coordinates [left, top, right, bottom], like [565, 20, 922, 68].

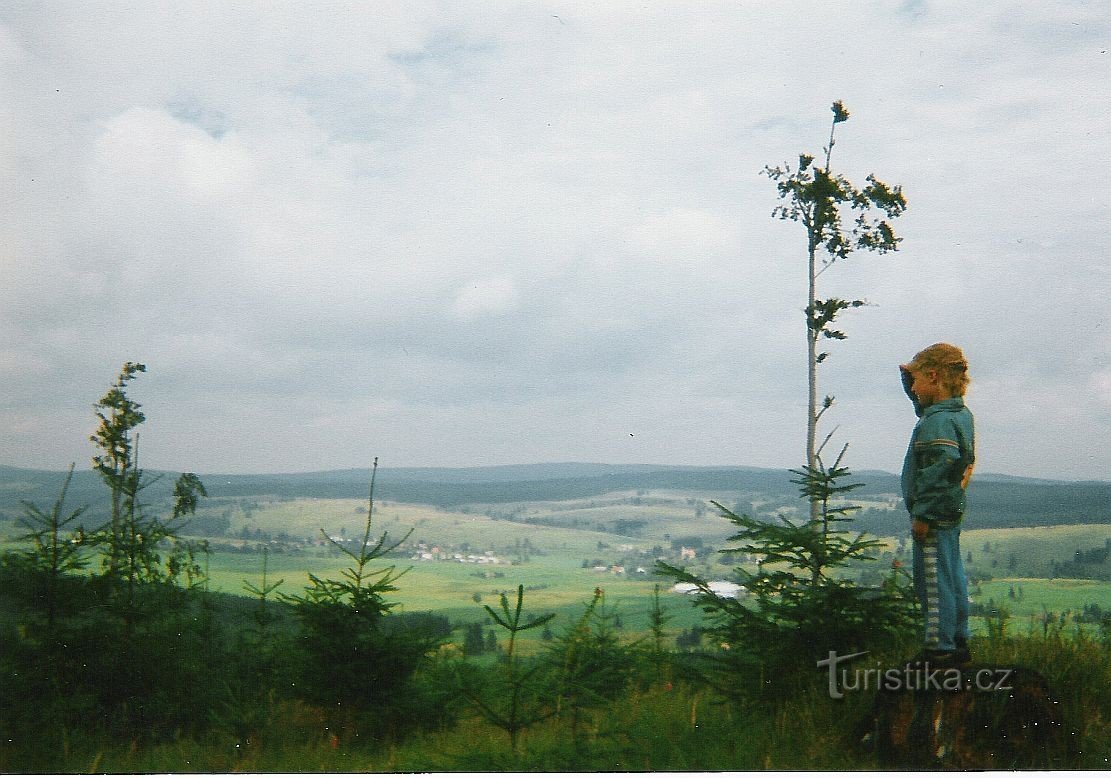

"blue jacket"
[900, 395, 976, 527]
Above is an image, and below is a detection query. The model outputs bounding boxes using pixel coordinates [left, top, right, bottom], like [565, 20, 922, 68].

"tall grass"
[42, 624, 1109, 773]
[975, 620, 1111, 768]
[50, 679, 882, 772]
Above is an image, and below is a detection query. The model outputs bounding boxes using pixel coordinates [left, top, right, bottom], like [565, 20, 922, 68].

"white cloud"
[1, 2, 1109, 478]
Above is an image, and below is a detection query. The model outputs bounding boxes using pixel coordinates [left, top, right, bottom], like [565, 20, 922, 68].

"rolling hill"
[1, 462, 1109, 533]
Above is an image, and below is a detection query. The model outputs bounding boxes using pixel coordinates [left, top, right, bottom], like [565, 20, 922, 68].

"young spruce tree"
[12, 464, 88, 632]
[454, 584, 555, 754]
[284, 458, 441, 741]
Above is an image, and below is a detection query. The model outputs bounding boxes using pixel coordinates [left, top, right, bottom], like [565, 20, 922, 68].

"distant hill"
[1, 462, 1109, 531]
[203, 464, 807, 505]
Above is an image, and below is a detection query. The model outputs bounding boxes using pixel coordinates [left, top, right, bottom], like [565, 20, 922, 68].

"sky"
[1, 1, 1109, 480]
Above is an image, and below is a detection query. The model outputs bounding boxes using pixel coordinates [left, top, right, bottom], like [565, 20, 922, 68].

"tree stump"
[859, 664, 1078, 769]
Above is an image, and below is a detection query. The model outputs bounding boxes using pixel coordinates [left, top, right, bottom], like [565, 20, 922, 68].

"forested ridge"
[2, 463, 1108, 531]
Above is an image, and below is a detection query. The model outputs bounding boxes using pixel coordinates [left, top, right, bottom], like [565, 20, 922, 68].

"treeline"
[204, 467, 800, 507]
[964, 480, 1111, 528]
[6, 464, 1111, 533]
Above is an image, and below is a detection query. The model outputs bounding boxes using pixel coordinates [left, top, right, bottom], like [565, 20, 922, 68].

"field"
[6, 485, 1111, 640]
[201, 495, 731, 643]
[976, 578, 1111, 620]
[962, 523, 1111, 577]
[130, 490, 1111, 648]
[208, 544, 709, 636]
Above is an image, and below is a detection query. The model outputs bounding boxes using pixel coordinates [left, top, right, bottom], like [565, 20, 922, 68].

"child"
[899, 343, 975, 665]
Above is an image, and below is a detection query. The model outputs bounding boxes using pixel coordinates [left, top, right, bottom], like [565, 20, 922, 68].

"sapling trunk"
[765, 104, 905, 520]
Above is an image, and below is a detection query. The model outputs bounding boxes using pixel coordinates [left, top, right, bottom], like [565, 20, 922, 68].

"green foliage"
[974, 627, 1109, 768]
[25, 627, 1107, 773]
[13, 464, 88, 629]
[90, 361, 146, 579]
[764, 102, 906, 486]
[0, 560, 222, 765]
[86, 363, 209, 625]
[172, 472, 208, 518]
[542, 588, 639, 748]
[652, 105, 916, 700]
[0, 361, 218, 770]
[659, 449, 917, 699]
[462, 621, 488, 656]
[647, 583, 673, 677]
[764, 101, 906, 264]
[90, 362, 147, 486]
[215, 546, 289, 744]
[243, 546, 285, 630]
[4, 356, 1108, 770]
[282, 459, 439, 736]
[455, 584, 555, 752]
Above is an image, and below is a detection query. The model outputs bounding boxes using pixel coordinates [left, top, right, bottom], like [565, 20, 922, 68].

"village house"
[671, 581, 747, 599]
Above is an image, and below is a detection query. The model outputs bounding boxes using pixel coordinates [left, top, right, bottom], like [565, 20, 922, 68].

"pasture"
[4, 486, 1110, 643]
[962, 523, 1111, 578]
[195, 495, 1111, 650]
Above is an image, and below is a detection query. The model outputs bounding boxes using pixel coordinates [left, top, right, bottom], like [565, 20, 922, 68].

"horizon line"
[0, 460, 1092, 485]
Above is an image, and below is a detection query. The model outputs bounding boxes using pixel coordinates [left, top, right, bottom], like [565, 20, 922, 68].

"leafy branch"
[764, 101, 906, 512]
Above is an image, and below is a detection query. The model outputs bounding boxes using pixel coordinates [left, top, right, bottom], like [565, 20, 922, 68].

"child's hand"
[912, 519, 930, 541]
[899, 365, 913, 388]
[900, 365, 913, 390]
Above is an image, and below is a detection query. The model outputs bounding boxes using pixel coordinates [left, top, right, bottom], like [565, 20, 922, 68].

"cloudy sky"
[2, 2, 1109, 480]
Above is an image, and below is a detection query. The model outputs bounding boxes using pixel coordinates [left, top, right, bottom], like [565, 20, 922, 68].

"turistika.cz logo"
[816, 650, 1014, 700]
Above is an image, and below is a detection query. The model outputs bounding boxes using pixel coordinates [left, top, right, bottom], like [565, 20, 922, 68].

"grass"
[974, 626, 1111, 768]
[963, 524, 1111, 578]
[202, 518, 1111, 635]
[974, 578, 1111, 619]
[52, 679, 880, 772]
[207, 492, 731, 554]
[46, 623, 1108, 773]
[7, 504, 1111, 643]
[60, 626, 1111, 773]
[5, 542, 1108, 772]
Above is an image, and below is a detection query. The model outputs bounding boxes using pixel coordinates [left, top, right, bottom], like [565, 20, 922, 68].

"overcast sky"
[2, 2, 1109, 480]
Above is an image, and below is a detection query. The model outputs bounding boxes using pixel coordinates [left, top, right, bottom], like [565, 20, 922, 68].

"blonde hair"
[908, 342, 970, 397]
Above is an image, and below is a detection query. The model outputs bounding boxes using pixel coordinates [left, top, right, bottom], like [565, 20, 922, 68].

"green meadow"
[184, 493, 1111, 647]
[9, 488, 1110, 635]
[976, 578, 1111, 620]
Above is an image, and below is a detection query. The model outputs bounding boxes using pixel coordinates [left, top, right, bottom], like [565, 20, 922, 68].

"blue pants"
[912, 524, 969, 651]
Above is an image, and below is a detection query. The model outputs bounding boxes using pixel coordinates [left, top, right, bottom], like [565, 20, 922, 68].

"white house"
[671, 581, 746, 599]
[708, 581, 745, 599]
